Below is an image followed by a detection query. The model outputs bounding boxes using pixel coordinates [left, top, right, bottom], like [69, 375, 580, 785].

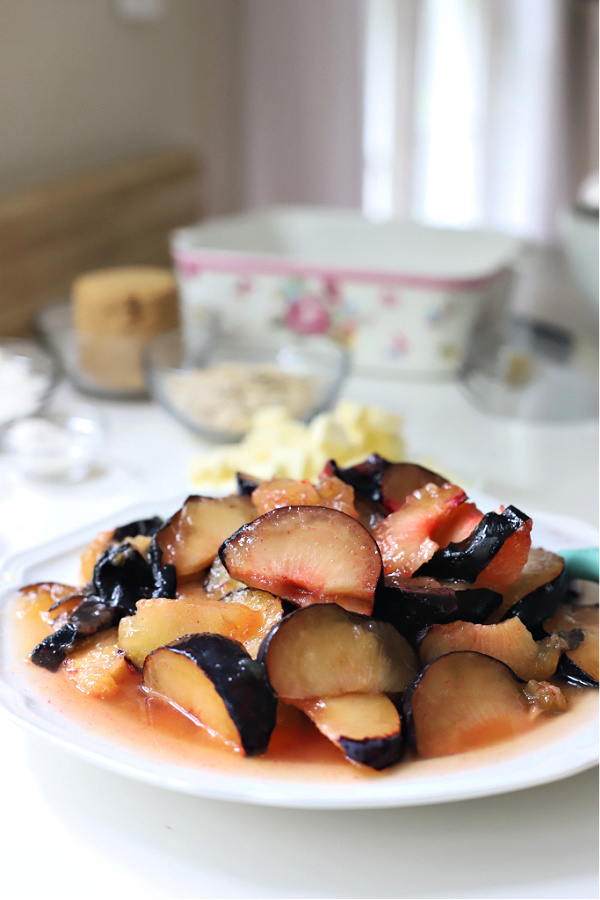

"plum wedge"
[418, 506, 531, 587]
[403, 651, 566, 758]
[155, 494, 256, 580]
[220, 506, 382, 615]
[497, 547, 569, 635]
[143, 634, 277, 756]
[258, 602, 418, 699]
[292, 693, 404, 770]
[373, 483, 467, 579]
[418, 617, 582, 681]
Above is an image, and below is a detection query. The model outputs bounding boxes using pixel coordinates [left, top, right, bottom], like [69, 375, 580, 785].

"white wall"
[0, 0, 243, 215]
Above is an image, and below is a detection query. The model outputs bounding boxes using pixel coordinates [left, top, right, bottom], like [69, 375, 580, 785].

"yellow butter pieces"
[188, 401, 405, 491]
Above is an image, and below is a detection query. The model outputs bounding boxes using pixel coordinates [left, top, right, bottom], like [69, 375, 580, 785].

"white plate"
[0, 497, 597, 810]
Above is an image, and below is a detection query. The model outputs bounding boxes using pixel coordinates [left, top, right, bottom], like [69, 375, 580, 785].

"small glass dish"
[0, 338, 58, 426]
[144, 327, 350, 441]
[1, 409, 104, 482]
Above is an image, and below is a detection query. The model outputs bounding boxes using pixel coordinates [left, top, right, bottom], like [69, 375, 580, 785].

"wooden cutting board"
[0, 148, 201, 336]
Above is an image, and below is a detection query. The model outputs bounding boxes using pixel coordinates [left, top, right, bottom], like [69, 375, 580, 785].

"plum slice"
[220, 506, 382, 616]
[293, 693, 404, 770]
[419, 617, 582, 681]
[323, 456, 448, 511]
[155, 494, 256, 580]
[117, 596, 265, 669]
[373, 483, 467, 579]
[417, 506, 531, 586]
[545, 604, 599, 686]
[403, 651, 566, 758]
[258, 602, 418, 699]
[373, 577, 501, 643]
[143, 633, 277, 756]
[496, 547, 568, 635]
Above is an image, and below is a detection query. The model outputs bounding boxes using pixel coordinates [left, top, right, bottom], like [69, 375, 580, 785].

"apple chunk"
[143, 634, 277, 756]
[259, 603, 418, 699]
[220, 506, 382, 615]
[117, 597, 264, 669]
[294, 693, 404, 770]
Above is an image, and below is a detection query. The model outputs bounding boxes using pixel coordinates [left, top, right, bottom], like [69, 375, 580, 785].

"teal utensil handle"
[560, 547, 599, 583]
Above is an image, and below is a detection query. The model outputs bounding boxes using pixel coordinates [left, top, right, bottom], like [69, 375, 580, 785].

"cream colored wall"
[0, 0, 242, 216]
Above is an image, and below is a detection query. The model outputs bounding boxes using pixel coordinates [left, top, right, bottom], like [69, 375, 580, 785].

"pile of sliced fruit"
[20, 455, 598, 771]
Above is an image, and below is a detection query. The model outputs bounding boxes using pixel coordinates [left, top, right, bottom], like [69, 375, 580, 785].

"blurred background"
[0, 0, 597, 338]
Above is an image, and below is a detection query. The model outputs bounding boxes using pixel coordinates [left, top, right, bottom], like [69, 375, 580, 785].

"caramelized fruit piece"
[14, 582, 80, 624]
[31, 596, 124, 672]
[545, 604, 599, 686]
[418, 506, 531, 586]
[321, 454, 389, 503]
[156, 494, 255, 580]
[251, 478, 321, 514]
[220, 588, 283, 657]
[494, 547, 568, 634]
[380, 462, 448, 512]
[220, 506, 382, 615]
[373, 577, 501, 643]
[79, 516, 164, 584]
[176, 582, 210, 602]
[403, 651, 549, 758]
[373, 483, 467, 579]
[143, 633, 277, 756]
[118, 596, 264, 669]
[63, 627, 136, 697]
[293, 693, 403, 770]
[433, 502, 483, 548]
[419, 617, 581, 681]
[313, 474, 360, 520]
[204, 553, 246, 599]
[259, 602, 418, 699]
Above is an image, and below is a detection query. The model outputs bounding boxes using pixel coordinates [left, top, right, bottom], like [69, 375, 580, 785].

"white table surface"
[0, 366, 598, 900]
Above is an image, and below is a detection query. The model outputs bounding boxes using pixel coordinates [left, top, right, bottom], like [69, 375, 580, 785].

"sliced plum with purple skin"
[417, 505, 531, 586]
[155, 494, 256, 581]
[403, 651, 567, 758]
[220, 506, 382, 616]
[258, 602, 418, 699]
[373, 483, 467, 580]
[545, 603, 599, 687]
[496, 547, 569, 637]
[323, 455, 448, 511]
[373, 576, 501, 644]
[292, 693, 404, 770]
[143, 633, 277, 756]
[418, 616, 582, 681]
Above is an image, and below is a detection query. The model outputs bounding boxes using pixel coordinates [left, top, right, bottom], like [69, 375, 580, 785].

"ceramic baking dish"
[171, 207, 521, 378]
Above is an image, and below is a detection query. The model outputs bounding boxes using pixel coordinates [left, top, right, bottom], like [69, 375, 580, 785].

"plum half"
[293, 693, 404, 770]
[258, 602, 418, 699]
[143, 633, 277, 756]
[220, 505, 382, 616]
[403, 651, 566, 758]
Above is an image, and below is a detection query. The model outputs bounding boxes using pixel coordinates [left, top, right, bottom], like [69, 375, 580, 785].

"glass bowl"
[144, 327, 350, 441]
[1, 408, 104, 482]
[0, 338, 58, 426]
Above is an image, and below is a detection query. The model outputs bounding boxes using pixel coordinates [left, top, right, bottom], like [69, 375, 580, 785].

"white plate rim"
[0, 496, 598, 810]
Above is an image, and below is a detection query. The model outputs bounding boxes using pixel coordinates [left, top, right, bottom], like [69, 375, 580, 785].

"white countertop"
[0, 368, 598, 900]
